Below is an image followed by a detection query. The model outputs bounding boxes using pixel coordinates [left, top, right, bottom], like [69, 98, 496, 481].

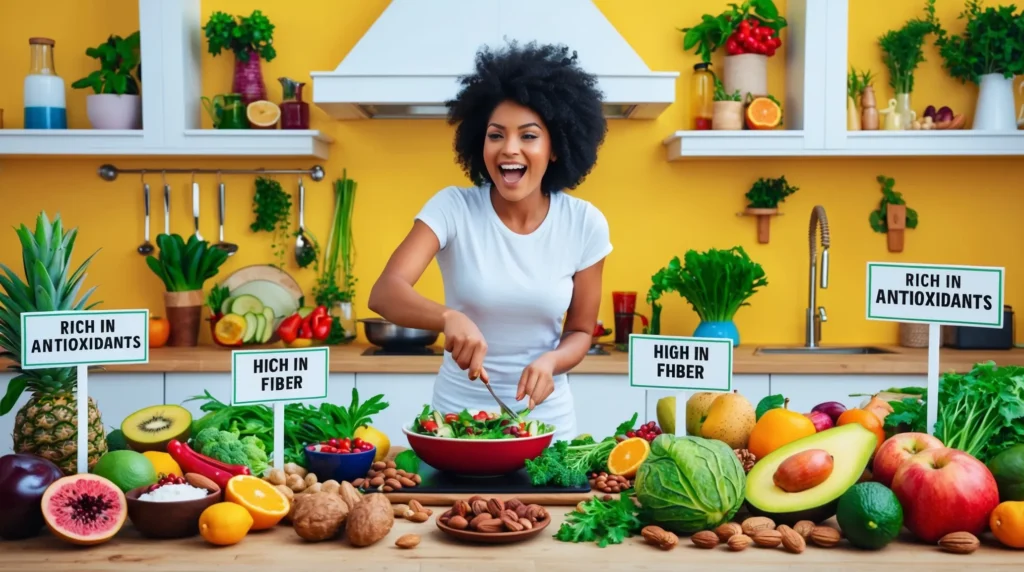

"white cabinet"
[354, 373, 435, 449]
[768, 374, 926, 414]
[569, 374, 648, 439]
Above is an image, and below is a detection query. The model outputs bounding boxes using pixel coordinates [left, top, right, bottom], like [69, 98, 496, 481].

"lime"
[91, 450, 158, 492]
[835, 481, 903, 550]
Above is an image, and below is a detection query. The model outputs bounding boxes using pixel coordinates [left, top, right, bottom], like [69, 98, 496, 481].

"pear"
[700, 390, 756, 449]
[685, 392, 722, 436]
[656, 396, 676, 435]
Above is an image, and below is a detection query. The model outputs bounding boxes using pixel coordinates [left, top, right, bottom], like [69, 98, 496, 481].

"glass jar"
[691, 63, 714, 130]
[24, 37, 66, 129]
[332, 300, 357, 343]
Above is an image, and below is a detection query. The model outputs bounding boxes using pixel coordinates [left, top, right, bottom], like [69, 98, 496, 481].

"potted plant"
[71, 31, 141, 130]
[645, 248, 768, 346]
[743, 176, 799, 243]
[680, 0, 787, 101]
[202, 10, 277, 106]
[878, 0, 940, 130]
[313, 171, 359, 344]
[145, 233, 230, 346]
[870, 175, 918, 253]
[847, 68, 877, 130]
[933, 1, 1024, 130]
[712, 78, 744, 130]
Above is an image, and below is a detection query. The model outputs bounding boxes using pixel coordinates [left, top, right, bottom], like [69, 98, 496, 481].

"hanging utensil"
[192, 174, 203, 241]
[162, 171, 171, 235]
[214, 172, 238, 256]
[137, 173, 154, 255]
[294, 175, 316, 267]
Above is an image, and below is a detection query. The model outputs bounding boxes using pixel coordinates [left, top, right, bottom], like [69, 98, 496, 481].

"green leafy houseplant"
[933, 1, 1024, 84]
[745, 176, 799, 209]
[202, 10, 277, 62]
[680, 0, 788, 63]
[145, 233, 229, 292]
[71, 31, 141, 95]
[878, 0, 941, 94]
[251, 177, 291, 268]
[870, 175, 918, 233]
[713, 78, 742, 102]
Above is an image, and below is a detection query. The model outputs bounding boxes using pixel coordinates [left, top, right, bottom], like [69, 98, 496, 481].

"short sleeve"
[414, 187, 464, 250]
[577, 203, 613, 272]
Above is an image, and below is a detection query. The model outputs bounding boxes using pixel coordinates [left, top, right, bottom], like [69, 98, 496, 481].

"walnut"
[505, 498, 524, 511]
[525, 504, 548, 522]
[291, 492, 349, 541]
[734, 448, 756, 472]
[471, 500, 490, 516]
[346, 493, 394, 547]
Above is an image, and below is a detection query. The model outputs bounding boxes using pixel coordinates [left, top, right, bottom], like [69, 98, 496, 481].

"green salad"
[410, 405, 554, 439]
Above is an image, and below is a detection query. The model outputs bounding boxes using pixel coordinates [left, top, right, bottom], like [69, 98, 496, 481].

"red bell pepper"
[311, 314, 331, 340]
[166, 440, 235, 490]
[311, 305, 328, 319]
[298, 313, 314, 339]
[277, 314, 301, 343]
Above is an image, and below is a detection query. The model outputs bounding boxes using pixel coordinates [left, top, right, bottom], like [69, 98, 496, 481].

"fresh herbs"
[205, 284, 230, 315]
[878, 0, 941, 94]
[526, 436, 618, 488]
[869, 175, 918, 233]
[555, 495, 643, 548]
[745, 175, 799, 209]
[713, 77, 742, 102]
[848, 67, 875, 100]
[145, 233, 229, 292]
[680, 0, 787, 63]
[933, 0, 1024, 84]
[314, 172, 358, 308]
[202, 9, 277, 62]
[646, 247, 768, 328]
[251, 177, 291, 268]
[71, 31, 141, 95]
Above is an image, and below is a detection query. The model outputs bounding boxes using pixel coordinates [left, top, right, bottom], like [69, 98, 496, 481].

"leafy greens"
[878, 0, 940, 94]
[933, 0, 1024, 84]
[554, 495, 642, 548]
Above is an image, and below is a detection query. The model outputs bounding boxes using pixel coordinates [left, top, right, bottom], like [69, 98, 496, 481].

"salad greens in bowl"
[409, 405, 555, 440]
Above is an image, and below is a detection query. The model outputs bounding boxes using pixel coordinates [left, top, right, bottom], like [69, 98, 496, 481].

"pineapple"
[0, 212, 107, 475]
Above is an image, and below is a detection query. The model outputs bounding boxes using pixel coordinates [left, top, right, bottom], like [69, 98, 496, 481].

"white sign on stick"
[20, 309, 150, 474]
[232, 346, 330, 474]
[866, 262, 1005, 436]
[628, 333, 734, 437]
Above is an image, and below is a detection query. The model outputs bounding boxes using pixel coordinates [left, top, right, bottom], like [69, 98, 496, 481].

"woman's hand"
[442, 309, 489, 381]
[517, 353, 557, 410]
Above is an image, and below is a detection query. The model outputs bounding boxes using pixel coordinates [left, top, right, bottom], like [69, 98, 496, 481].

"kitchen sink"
[756, 346, 896, 355]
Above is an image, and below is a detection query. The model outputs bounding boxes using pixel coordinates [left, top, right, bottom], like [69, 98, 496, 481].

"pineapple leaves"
[0, 375, 28, 416]
[145, 233, 228, 292]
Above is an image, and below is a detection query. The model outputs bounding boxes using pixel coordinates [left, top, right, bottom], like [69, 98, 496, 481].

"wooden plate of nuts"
[436, 496, 551, 544]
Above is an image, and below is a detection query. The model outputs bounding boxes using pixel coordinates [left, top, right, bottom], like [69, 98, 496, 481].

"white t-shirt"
[415, 184, 613, 442]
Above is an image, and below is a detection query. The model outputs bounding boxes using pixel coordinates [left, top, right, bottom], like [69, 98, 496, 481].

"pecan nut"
[452, 500, 471, 518]
[514, 504, 531, 519]
[476, 518, 505, 533]
[471, 499, 490, 516]
[447, 515, 469, 530]
[505, 498, 524, 511]
[525, 504, 548, 522]
[469, 513, 492, 530]
[502, 518, 525, 532]
[486, 498, 505, 517]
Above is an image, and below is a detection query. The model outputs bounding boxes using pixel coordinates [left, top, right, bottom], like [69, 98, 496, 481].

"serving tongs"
[476, 368, 520, 421]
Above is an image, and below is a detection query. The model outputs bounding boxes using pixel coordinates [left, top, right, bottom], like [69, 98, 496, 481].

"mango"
[700, 391, 756, 449]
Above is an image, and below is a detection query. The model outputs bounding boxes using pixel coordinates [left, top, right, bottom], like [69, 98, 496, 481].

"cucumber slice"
[220, 296, 234, 315]
[261, 307, 276, 343]
[231, 294, 264, 316]
[255, 314, 267, 344]
[242, 312, 259, 343]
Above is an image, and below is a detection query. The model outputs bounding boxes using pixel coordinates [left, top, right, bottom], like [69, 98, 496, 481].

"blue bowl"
[304, 445, 376, 483]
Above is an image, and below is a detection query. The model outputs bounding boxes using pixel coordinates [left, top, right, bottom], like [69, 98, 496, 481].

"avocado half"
[120, 404, 193, 452]
[744, 423, 876, 526]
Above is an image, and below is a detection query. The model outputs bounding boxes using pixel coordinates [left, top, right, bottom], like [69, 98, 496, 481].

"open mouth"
[499, 164, 526, 184]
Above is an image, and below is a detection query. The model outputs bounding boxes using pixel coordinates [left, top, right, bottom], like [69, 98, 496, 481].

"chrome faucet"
[806, 206, 830, 347]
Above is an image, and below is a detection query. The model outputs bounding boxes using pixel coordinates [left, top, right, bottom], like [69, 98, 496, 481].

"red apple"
[872, 432, 944, 487]
[891, 447, 1000, 543]
[804, 411, 834, 432]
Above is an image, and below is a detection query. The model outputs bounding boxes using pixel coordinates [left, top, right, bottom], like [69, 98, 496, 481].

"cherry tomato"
[520, 432, 531, 438]
[766, 46, 776, 57]
[466, 427, 475, 435]
[747, 17, 760, 27]
[736, 30, 750, 44]
[757, 26, 773, 38]
[445, 413, 459, 423]
[726, 39, 740, 54]
[739, 20, 751, 33]
[769, 37, 782, 49]
[743, 37, 758, 52]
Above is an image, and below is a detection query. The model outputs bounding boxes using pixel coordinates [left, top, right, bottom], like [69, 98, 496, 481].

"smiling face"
[483, 100, 555, 202]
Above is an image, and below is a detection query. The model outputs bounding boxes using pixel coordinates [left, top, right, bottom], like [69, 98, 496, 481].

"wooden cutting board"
[383, 489, 607, 506]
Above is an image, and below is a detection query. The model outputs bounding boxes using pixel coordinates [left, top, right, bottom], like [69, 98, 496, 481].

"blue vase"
[693, 321, 740, 346]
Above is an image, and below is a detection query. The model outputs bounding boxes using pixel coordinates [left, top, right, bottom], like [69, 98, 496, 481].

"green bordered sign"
[628, 334, 733, 391]
[232, 346, 330, 405]
[20, 309, 150, 369]
[866, 262, 1005, 328]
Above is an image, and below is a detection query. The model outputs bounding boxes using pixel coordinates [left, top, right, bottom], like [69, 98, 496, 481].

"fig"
[773, 449, 834, 493]
[41, 473, 127, 545]
[936, 106, 954, 123]
[0, 454, 64, 540]
[924, 105, 936, 119]
[810, 401, 847, 424]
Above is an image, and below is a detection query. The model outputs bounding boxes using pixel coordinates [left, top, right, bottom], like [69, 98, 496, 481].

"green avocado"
[988, 444, 1024, 501]
[744, 423, 877, 526]
[835, 482, 903, 550]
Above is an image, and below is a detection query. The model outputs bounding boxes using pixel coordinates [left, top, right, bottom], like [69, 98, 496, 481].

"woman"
[367, 41, 611, 441]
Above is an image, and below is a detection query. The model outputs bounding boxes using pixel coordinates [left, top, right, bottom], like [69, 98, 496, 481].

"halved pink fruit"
[42, 473, 127, 545]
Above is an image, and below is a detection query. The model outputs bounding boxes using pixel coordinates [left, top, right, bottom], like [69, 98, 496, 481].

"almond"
[741, 516, 775, 536]
[447, 515, 469, 530]
[392, 503, 409, 517]
[476, 518, 505, 533]
[793, 520, 815, 539]
[778, 525, 806, 554]
[714, 522, 742, 543]
[395, 534, 420, 549]
[691, 530, 719, 549]
[469, 513, 491, 530]
[938, 531, 980, 554]
[406, 511, 430, 523]
[640, 526, 679, 551]
[809, 526, 841, 548]
[753, 529, 782, 548]
[727, 533, 752, 551]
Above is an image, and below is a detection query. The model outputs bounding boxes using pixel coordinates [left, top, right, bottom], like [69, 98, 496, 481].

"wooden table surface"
[4, 512, 1019, 572]
[9, 342, 1021, 376]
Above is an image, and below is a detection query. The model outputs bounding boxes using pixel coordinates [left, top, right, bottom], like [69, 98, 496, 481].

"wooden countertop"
[5, 343, 1022, 376]
[4, 513, 1018, 571]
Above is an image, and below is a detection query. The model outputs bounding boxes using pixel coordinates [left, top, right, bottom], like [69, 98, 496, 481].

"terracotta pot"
[723, 54, 768, 102]
[712, 101, 744, 130]
[164, 290, 203, 347]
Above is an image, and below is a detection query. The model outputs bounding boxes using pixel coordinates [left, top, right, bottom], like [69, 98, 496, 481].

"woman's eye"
[522, 133, 537, 140]
[487, 133, 503, 140]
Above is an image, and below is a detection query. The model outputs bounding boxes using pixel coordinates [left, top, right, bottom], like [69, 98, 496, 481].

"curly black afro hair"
[445, 41, 607, 195]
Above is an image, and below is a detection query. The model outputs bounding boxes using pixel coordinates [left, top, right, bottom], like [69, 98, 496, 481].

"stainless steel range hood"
[310, 0, 679, 120]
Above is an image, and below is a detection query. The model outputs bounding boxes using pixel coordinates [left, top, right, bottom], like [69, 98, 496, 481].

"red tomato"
[743, 37, 758, 52]
[757, 26, 773, 38]
[726, 39, 741, 54]
[769, 37, 782, 49]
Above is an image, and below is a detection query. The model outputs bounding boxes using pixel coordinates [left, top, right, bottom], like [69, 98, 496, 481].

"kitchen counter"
[4, 514, 1018, 571]
[5, 343, 1020, 375]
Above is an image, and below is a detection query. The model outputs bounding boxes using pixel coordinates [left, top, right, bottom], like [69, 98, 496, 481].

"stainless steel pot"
[359, 318, 440, 349]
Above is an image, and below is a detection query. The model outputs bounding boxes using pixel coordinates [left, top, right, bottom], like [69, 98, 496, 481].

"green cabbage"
[634, 434, 746, 534]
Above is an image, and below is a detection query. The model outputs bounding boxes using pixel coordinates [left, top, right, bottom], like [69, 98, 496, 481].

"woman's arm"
[367, 221, 450, 332]
[548, 258, 607, 376]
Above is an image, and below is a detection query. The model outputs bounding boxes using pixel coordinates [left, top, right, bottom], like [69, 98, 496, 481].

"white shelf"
[180, 130, 333, 159]
[836, 131, 1024, 156]
[0, 130, 143, 156]
[663, 131, 808, 159]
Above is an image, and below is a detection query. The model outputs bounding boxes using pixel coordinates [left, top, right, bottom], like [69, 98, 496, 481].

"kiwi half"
[120, 404, 192, 452]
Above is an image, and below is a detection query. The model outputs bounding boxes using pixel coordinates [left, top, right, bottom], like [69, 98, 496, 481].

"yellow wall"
[0, 0, 1020, 346]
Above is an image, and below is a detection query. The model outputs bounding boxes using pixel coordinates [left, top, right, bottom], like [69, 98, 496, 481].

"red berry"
[626, 431, 635, 438]
[645, 433, 656, 442]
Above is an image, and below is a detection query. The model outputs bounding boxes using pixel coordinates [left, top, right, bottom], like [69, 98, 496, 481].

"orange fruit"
[991, 501, 1024, 548]
[747, 398, 817, 460]
[607, 437, 651, 478]
[837, 409, 885, 453]
[246, 100, 280, 129]
[199, 502, 253, 546]
[224, 475, 289, 530]
[141, 451, 181, 477]
[745, 97, 782, 130]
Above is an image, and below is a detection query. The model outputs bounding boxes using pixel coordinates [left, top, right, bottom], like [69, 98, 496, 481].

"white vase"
[86, 94, 142, 130]
[973, 73, 1016, 131]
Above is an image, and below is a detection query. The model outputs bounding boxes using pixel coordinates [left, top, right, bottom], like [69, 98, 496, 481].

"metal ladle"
[213, 172, 238, 256]
[137, 172, 154, 255]
[294, 176, 315, 267]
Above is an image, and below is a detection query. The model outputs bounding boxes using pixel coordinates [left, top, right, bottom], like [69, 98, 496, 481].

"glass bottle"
[24, 37, 67, 129]
[278, 77, 310, 130]
[691, 63, 714, 130]
[332, 300, 357, 343]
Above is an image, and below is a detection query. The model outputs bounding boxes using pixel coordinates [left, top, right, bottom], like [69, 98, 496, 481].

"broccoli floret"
[193, 428, 267, 474]
[240, 435, 269, 475]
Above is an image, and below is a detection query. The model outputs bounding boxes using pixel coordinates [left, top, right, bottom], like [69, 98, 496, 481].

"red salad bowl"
[402, 425, 554, 476]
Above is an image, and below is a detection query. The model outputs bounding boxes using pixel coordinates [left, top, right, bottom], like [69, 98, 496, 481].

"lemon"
[141, 451, 182, 477]
[354, 425, 390, 462]
[199, 502, 253, 546]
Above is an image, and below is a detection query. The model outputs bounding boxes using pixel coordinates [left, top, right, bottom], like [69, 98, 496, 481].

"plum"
[0, 453, 64, 540]
[811, 401, 848, 424]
